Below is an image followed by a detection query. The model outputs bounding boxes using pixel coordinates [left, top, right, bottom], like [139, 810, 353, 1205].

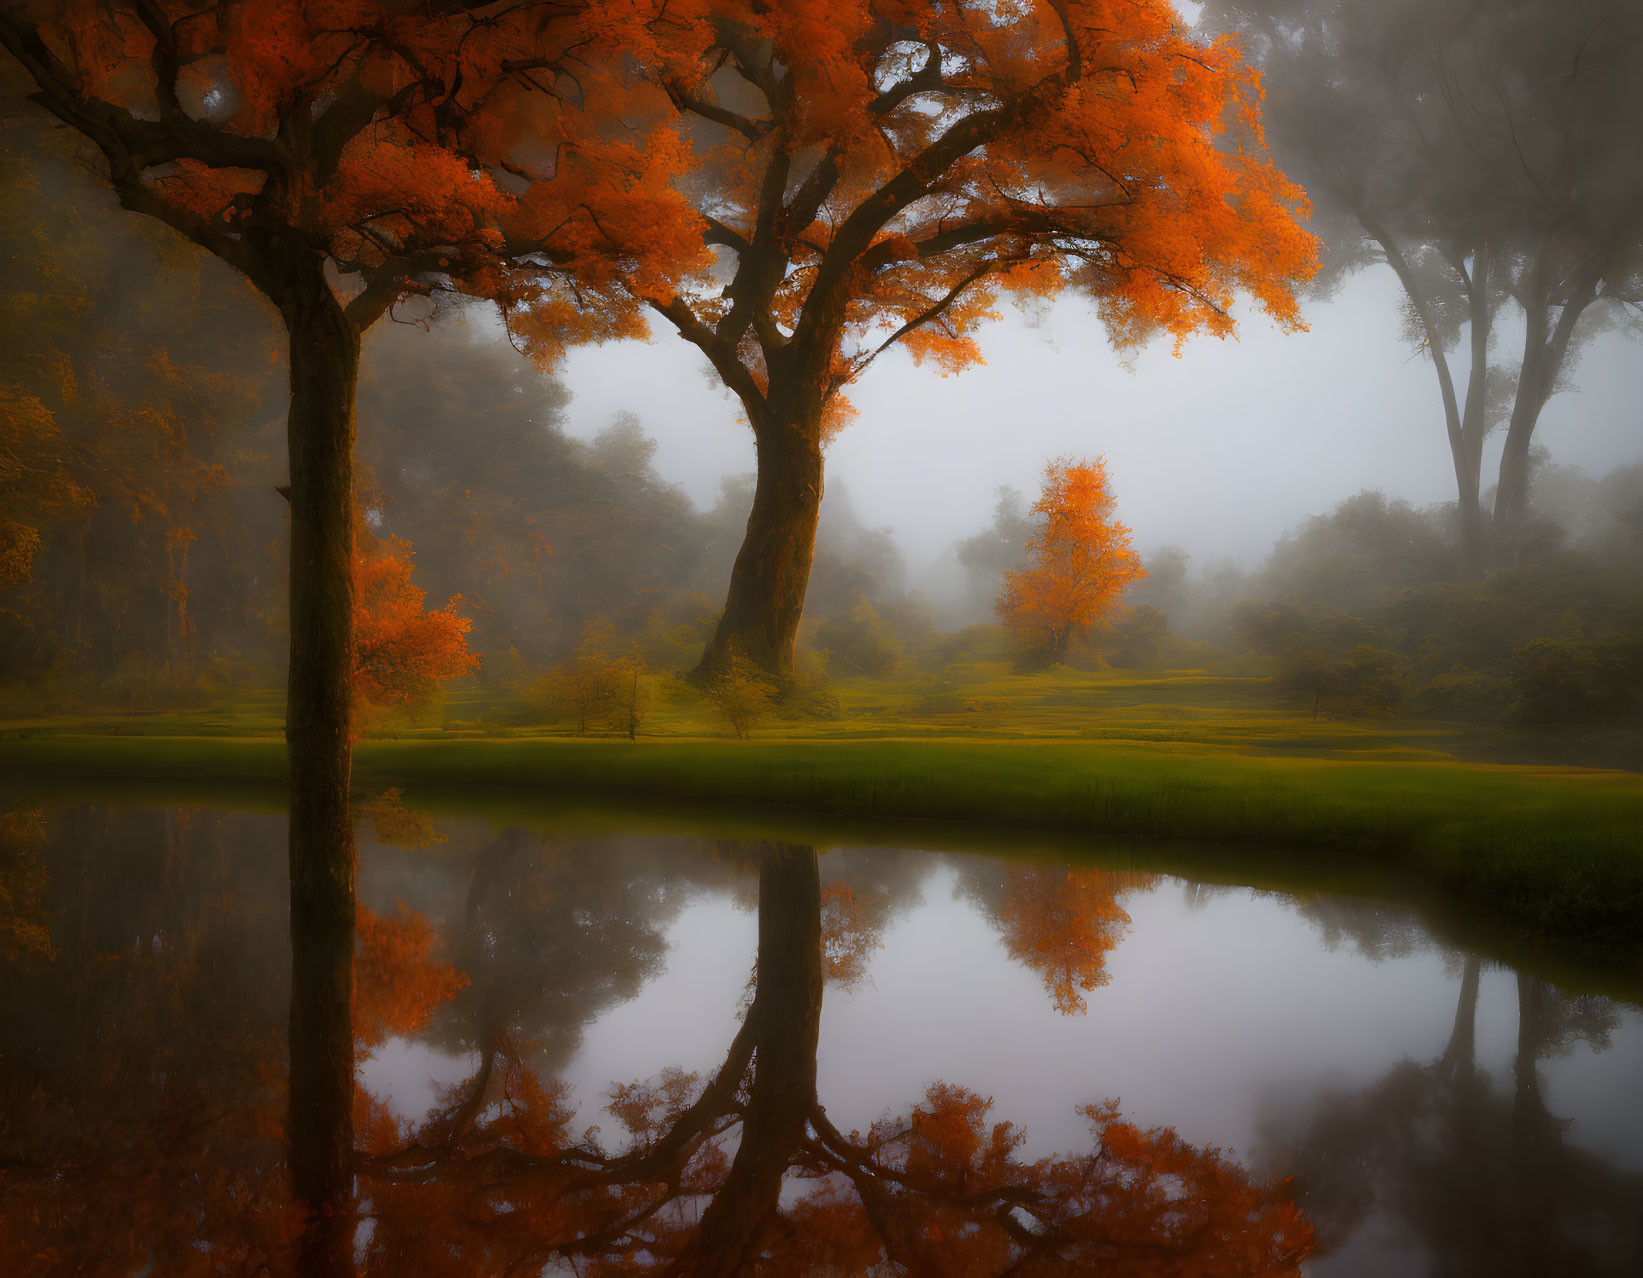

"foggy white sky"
[553, 269, 1643, 575]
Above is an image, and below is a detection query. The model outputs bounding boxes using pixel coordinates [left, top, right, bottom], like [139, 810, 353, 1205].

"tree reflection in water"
[359, 842, 1313, 1276]
[1261, 957, 1643, 1275]
[45, 812, 1638, 1273]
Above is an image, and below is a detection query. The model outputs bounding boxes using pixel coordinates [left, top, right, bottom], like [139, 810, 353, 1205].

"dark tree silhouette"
[1202, 0, 1643, 570]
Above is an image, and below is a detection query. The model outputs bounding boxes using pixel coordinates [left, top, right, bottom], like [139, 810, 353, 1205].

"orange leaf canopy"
[1000, 456, 1147, 653]
[630, 0, 1317, 437]
[9, 0, 711, 347]
[11, 1, 1312, 376]
[352, 531, 478, 709]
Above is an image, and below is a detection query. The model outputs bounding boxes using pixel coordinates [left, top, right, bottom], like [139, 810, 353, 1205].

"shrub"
[700, 650, 777, 738]
[1509, 637, 1637, 728]
[1407, 666, 1511, 721]
[817, 598, 902, 677]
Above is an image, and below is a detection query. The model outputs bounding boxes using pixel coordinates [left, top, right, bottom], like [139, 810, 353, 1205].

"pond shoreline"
[6, 733, 1641, 988]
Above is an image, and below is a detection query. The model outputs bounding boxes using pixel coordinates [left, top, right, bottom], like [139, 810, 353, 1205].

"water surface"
[2, 803, 1639, 1275]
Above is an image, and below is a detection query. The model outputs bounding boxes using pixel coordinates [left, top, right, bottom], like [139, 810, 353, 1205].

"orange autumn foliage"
[353, 901, 468, 1051]
[997, 867, 1156, 1015]
[637, 0, 1317, 428]
[359, 787, 447, 850]
[2, 1, 707, 349]
[786, 1084, 1315, 1276]
[999, 456, 1148, 661]
[352, 531, 478, 711]
[820, 880, 892, 988]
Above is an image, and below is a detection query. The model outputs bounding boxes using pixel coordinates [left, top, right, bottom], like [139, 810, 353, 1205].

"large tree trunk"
[279, 270, 360, 1271]
[282, 272, 359, 914]
[673, 843, 823, 1275]
[1491, 302, 1552, 568]
[1373, 230, 1486, 574]
[1492, 266, 1597, 568]
[691, 401, 825, 684]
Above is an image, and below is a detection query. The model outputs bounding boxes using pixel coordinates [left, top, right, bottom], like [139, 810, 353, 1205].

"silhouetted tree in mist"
[1202, 0, 1643, 570]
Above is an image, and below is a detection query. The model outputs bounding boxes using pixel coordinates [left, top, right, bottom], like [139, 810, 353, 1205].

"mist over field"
[559, 276, 1643, 577]
[5, 43, 1642, 752]
[6, 3, 1643, 1276]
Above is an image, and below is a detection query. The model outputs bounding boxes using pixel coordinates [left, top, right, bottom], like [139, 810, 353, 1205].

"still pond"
[2, 803, 1640, 1275]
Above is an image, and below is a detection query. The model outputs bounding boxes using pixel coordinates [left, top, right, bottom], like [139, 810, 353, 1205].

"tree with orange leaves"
[631, 0, 1314, 682]
[999, 456, 1147, 662]
[352, 531, 477, 718]
[0, 1, 705, 927]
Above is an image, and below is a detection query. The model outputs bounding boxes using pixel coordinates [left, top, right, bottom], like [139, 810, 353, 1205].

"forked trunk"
[1491, 265, 1596, 568]
[1373, 230, 1486, 575]
[1492, 306, 1551, 568]
[280, 271, 360, 1263]
[691, 407, 825, 684]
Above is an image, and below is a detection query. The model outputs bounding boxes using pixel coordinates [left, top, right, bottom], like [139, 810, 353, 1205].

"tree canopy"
[1201, 0, 1643, 569]
[998, 456, 1146, 661]
[0, 0, 711, 974]
[0, 0, 698, 341]
[622, 0, 1315, 678]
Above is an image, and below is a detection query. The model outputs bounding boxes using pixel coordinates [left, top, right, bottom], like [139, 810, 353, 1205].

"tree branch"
[869, 42, 944, 116]
[847, 260, 1001, 383]
[666, 80, 772, 140]
[650, 296, 769, 420]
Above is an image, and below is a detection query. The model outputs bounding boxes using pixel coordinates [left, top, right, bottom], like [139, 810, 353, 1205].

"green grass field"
[5, 664, 1640, 983]
[0, 660, 1576, 754]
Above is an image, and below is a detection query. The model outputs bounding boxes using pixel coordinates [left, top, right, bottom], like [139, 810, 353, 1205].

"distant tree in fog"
[958, 486, 1036, 615]
[0, 122, 282, 690]
[356, 325, 700, 665]
[998, 458, 1147, 663]
[1202, 0, 1643, 570]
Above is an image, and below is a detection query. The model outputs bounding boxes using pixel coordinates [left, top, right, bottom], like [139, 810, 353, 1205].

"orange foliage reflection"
[997, 867, 1157, 1015]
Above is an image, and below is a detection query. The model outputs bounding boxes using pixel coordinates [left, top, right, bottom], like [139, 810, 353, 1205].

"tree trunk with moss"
[691, 389, 825, 685]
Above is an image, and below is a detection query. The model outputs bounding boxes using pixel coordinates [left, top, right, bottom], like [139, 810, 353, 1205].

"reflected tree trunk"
[1438, 955, 1481, 1086]
[1509, 971, 1562, 1276]
[1511, 973, 1559, 1146]
[671, 842, 822, 1275]
[287, 807, 357, 1278]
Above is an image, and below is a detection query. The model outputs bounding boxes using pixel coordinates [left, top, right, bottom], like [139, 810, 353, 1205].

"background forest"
[2, 42, 1640, 757]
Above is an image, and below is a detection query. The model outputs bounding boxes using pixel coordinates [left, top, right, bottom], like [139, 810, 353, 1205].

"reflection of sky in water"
[361, 858, 1643, 1178]
[16, 807, 1643, 1274]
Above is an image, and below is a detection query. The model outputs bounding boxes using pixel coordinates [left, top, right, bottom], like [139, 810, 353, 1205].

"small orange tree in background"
[352, 530, 477, 724]
[999, 457, 1146, 664]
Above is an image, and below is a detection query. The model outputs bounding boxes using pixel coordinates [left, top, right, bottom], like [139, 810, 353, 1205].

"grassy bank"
[9, 663, 1636, 768]
[6, 733, 1640, 966]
